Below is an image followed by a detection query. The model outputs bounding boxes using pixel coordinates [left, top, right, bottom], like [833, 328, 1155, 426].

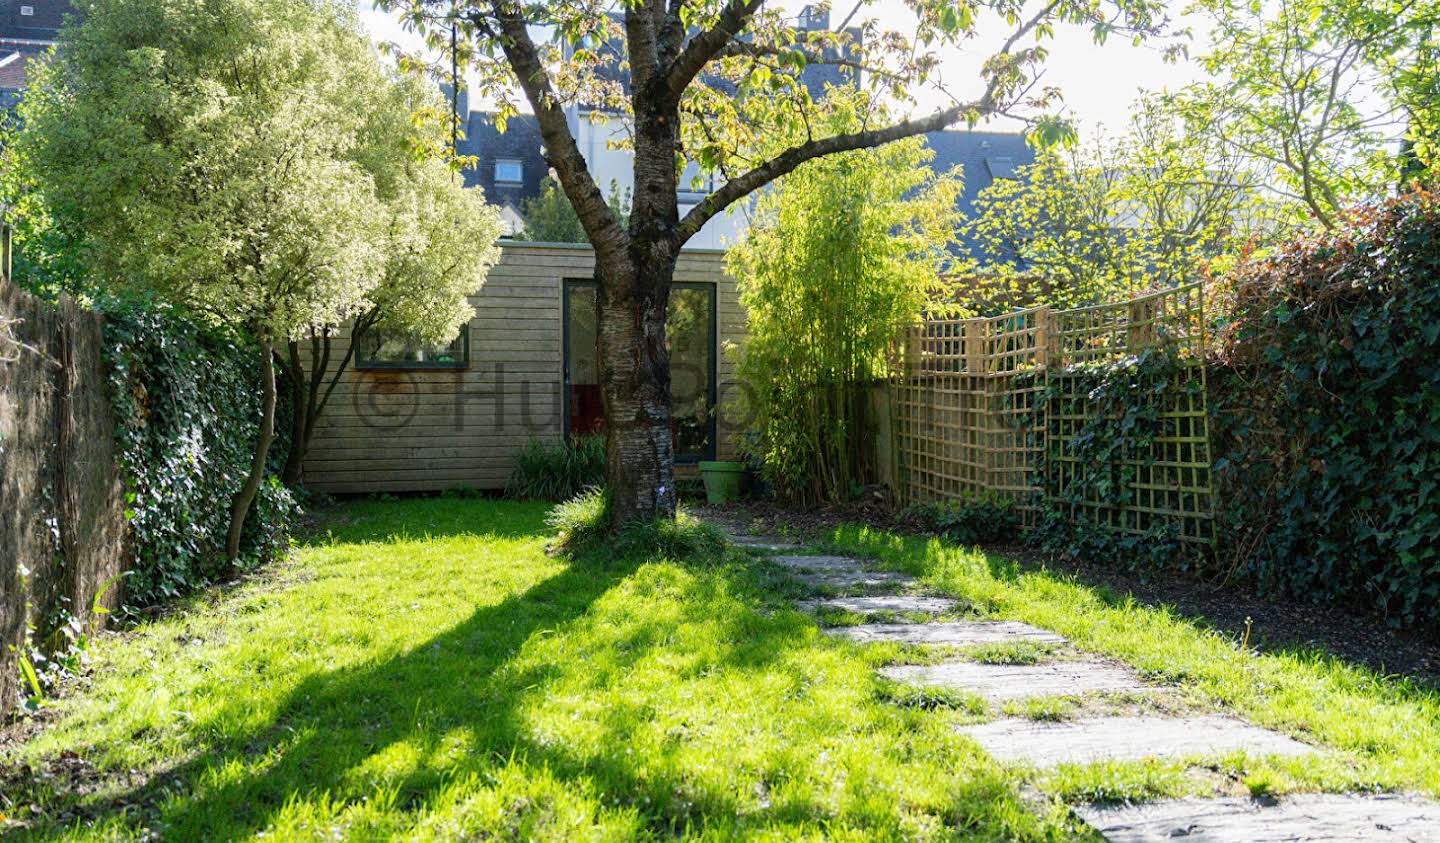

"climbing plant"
[102, 296, 296, 607]
[1025, 348, 1200, 572]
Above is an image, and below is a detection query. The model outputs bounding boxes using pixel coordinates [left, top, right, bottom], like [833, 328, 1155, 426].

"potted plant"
[697, 460, 745, 504]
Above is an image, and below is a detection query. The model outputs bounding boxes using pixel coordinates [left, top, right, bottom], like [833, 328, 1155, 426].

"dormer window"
[986, 157, 1017, 179]
[494, 158, 524, 184]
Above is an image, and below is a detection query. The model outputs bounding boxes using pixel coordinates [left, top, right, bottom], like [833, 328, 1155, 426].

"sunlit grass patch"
[1040, 758, 1193, 804]
[875, 679, 986, 715]
[1003, 697, 1077, 722]
[1, 499, 1054, 841]
[825, 524, 1440, 798]
[965, 641, 1056, 665]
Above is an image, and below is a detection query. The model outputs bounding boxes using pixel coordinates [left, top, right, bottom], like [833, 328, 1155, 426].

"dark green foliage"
[1210, 194, 1440, 629]
[1021, 349, 1204, 574]
[1027, 510, 1183, 575]
[504, 435, 605, 501]
[905, 492, 1020, 545]
[102, 297, 295, 606]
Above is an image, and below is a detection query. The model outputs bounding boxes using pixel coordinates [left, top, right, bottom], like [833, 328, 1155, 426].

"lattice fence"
[892, 283, 1214, 543]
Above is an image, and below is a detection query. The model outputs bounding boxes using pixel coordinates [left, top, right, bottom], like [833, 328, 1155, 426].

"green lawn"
[2, 498, 1437, 841]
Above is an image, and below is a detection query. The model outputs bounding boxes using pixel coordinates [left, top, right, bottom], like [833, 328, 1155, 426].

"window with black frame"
[354, 324, 471, 370]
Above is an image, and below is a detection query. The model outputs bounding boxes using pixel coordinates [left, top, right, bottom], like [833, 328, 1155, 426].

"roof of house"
[923, 129, 1035, 255]
[456, 112, 548, 213]
[0, 0, 71, 42]
[0, 48, 31, 89]
[923, 129, 1034, 217]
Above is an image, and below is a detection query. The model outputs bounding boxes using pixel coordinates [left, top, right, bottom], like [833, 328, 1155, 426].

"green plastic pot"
[698, 460, 745, 504]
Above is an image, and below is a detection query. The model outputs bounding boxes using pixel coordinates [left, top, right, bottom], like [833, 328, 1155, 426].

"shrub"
[504, 435, 605, 501]
[1210, 193, 1440, 628]
[103, 297, 295, 606]
[728, 135, 963, 503]
[905, 492, 1020, 545]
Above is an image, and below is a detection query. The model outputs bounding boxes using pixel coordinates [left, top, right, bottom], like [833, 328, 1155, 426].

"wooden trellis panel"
[892, 283, 1215, 544]
[893, 306, 1047, 521]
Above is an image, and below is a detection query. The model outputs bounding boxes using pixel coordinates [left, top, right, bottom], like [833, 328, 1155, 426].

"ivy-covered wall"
[103, 299, 296, 608]
[1209, 195, 1440, 629]
[1025, 195, 1440, 630]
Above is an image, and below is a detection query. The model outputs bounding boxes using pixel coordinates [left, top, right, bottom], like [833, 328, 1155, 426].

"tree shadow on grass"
[60, 549, 842, 839]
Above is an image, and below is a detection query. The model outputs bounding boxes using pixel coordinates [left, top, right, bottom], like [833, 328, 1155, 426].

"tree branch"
[673, 0, 1059, 245]
[664, 0, 765, 103]
[675, 103, 975, 244]
[477, 1, 628, 260]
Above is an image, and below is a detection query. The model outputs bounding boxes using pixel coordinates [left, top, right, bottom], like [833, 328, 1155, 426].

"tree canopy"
[968, 95, 1263, 308]
[17, 0, 501, 549]
[1174, 0, 1439, 229]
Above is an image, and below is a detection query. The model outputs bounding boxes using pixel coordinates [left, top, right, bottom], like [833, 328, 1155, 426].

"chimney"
[798, 4, 829, 31]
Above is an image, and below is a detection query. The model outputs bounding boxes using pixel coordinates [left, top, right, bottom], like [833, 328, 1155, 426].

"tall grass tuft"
[547, 488, 725, 561]
[504, 435, 605, 501]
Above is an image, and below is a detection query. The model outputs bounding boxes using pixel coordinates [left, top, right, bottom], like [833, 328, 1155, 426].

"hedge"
[1208, 194, 1440, 629]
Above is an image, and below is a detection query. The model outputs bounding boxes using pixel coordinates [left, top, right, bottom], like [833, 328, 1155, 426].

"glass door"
[563, 281, 717, 462]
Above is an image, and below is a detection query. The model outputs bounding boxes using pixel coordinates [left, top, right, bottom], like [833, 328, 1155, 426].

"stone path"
[711, 518, 1440, 841]
[882, 659, 1152, 702]
[799, 595, 958, 614]
[828, 620, 1065, 646]
[961, 715, 1312, 765]
[1077, 794, 1440, 842]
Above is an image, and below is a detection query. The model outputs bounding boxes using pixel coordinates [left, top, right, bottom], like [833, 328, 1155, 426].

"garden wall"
[1, 276, 127, 717]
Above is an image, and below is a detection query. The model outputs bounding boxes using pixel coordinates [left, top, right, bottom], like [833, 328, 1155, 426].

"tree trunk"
[226, 333, 276, 561]
[596, 252, 678, 527]
[280, 340, 307, 486]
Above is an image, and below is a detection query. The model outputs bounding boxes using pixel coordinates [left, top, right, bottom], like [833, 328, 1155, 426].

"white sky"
[357, 2, 1211, 142]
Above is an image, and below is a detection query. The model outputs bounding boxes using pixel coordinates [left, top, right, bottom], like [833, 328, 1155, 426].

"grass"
[4, 501, 1438, 840]
[823, 526, 1440, 798]
[964, 642, 1053, 666]
[0, 499, 1069, 840]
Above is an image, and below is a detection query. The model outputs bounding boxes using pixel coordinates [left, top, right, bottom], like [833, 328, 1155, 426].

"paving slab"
[795, 569, 917, 590]
[731, 537, 803, 551]
[959, 715, 1314, 766]
[827, 621, 1067, 646]
[799, 595, 961, 615]
[1076, 793, 1440, 842]
[771, 554, 867, 573]
[882, 659, 1146, 701]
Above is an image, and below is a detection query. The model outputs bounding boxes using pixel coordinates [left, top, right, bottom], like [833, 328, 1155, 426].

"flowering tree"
[386, 0, 1174, 526]
[20, 0, 498, 556]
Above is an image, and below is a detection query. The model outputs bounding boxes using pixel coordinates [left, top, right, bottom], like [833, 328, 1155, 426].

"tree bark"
[595, 251, 679, 526]
[280, 340, 307, 486]
[226, 332, 276, 561]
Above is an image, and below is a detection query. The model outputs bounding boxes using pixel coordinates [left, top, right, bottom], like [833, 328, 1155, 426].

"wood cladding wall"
[303, 243, 746, 494]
